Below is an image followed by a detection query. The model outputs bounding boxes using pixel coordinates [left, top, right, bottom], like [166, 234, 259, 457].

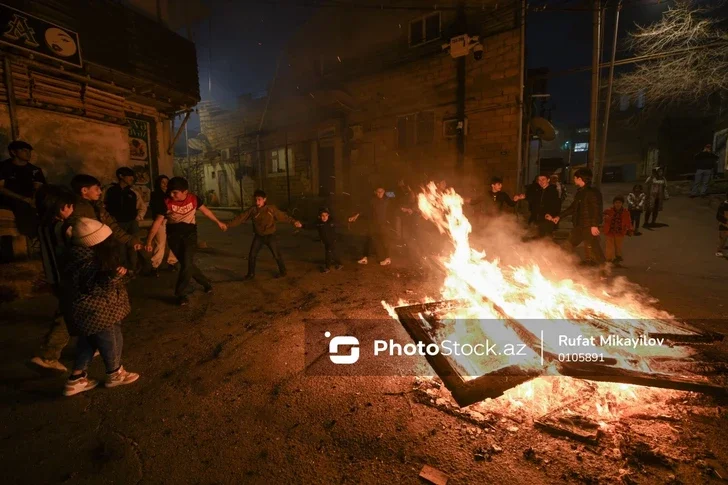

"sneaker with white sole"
[380, 258, 391, 266]
[105, 366, 139, 388]
[93, 350, 100, 358]
[64, 374, 98, 396]
[30, 356, 67, 373]
[357, 257, 368, 264]
[716, 252, 724, 257]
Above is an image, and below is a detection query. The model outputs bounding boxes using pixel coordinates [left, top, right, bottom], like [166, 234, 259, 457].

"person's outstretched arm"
[199, 205, 227, 231]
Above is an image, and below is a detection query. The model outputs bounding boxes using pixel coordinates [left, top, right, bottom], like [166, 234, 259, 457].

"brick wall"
[197, 1, 523, 204]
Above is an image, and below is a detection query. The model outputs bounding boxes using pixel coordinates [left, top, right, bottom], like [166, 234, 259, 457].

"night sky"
[183, 1, 673, 132]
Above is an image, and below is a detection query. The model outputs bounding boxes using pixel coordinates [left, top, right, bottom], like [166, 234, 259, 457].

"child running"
[627, 184, 646, 236]
[603, 195, 632, 266]
[145, 177, 227, 305]
[61, 217, 139, 396]
[227, 189, 302, 279]
[305, 207, 343, 273]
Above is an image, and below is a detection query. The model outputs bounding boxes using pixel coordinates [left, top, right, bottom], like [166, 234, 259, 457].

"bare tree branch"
[614, 0, 728, 113]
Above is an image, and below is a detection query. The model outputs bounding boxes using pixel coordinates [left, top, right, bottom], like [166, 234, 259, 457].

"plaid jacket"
[60, 246, 130, 336]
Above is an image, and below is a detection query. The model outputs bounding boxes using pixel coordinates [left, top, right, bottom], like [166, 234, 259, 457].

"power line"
[536, 39, 728, 78]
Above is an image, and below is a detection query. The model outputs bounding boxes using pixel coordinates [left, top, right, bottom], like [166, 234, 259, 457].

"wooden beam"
[4, 57, 19, 140]
[167, 110, 191, 155]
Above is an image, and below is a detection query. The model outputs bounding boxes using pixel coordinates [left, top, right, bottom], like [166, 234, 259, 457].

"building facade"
[0, 0, 199, 200]
[198, 1, 524, 210]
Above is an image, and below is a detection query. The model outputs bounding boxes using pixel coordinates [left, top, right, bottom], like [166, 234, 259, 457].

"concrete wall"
[0, 104, 171, 190]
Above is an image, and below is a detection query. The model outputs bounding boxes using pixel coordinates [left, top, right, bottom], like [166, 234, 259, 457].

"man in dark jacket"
[104, 167, 145, 271]
[691, 143, 719, 197]
[69, 174, 142, 250]
[552, 168, 605, 265]
[0, 140, 45, 237]
[349, 186, 394, 266]
[527, 174, 562, 238]
[228, 189, 302, 278]
[467, 176, 525, 216]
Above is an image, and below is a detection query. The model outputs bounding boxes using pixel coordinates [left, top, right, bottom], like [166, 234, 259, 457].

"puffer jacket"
[560, 184, 603, 229]
[60, 246, 130, 336]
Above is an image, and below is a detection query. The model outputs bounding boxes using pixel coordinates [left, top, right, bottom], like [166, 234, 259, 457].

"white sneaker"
[716, 252, 724, 257]
[357, 257, 368, 265]
[64, 375, 98, 396]
[30, 356, 67, 372]
[105, 366, 139, 388]
[380, 258, 391, 266]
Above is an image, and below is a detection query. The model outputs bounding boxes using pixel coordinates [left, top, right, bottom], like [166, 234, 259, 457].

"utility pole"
[596, 1, 622, 187]
[588, 0, 602, 173]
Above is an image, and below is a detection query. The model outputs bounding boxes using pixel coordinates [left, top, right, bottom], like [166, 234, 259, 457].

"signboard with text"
[128, 117, 154, 203]
[0, 3, 82, 68]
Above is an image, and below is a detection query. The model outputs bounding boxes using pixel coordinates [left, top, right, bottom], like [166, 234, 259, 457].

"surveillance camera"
[473, 43, 483, 61]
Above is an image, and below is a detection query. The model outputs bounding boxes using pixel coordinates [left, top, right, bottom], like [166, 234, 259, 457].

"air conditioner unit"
[346, 124, 364, 142]
[443, 118, 468, 138]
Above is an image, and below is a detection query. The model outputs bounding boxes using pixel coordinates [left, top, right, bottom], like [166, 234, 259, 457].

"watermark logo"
[326, 331, 360, 365]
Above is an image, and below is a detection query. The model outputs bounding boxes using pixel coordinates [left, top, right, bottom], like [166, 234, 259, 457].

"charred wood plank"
[557, 362, 728, 396]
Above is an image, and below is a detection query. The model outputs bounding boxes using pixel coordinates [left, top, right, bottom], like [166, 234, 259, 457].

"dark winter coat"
[60, 246, 130, 336]
[104, 183, 139, 223]
[306, 218, 338, 246]
[70, 197, 140, 247]
[228, 204, 296, 235]
[470, 190, 516, 214]
[527, 184, 561, 224]
[560, 184, 603, 229]
[695, 151, 719, 171]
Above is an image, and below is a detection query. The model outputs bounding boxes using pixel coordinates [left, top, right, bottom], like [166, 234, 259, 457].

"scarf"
[609, 208, 625, 235]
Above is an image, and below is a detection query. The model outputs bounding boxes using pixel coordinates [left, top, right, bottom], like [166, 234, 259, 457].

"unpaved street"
[1, 186, 727, 484]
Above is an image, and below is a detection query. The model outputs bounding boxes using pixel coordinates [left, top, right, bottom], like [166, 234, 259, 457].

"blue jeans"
[74, 323, 123, 374]
[691, 169, 712, 196]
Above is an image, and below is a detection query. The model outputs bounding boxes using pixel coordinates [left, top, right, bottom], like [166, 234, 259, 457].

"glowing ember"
[384, 183, 700, 419]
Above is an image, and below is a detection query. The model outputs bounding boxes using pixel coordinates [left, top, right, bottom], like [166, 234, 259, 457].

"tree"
[614, 0, 728, 113]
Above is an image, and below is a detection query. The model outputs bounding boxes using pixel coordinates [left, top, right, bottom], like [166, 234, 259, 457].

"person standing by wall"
[690, 144, 719, 198]
[148, 175, 178, 277]
[644, 167, 668, 228]
[0, 141, 45, 237]
[104, 167, 147, 273]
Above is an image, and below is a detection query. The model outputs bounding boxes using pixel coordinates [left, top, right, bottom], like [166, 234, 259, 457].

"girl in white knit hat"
[61, 217, 139, 396]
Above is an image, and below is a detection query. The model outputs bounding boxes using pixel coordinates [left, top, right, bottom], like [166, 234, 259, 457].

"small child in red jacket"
[603, 195, 632, 265]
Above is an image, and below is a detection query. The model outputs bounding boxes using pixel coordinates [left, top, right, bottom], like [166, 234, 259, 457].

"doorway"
[217, 169, 229, 206]
[318, 145, 335, 197]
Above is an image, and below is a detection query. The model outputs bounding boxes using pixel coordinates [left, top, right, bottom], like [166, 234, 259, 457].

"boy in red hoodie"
[603, 195, 632, 265]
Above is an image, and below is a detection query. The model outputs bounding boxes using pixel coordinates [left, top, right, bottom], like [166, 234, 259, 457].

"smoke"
[411, 182, 672, 320]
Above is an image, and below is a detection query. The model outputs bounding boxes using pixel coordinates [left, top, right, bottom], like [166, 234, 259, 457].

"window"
[574, 142, 589, 153]
[576, 127, 590, 134]
[417, 111, 435, 145]
[636, 89, 645, 109]
[409, 13, 441, 47]
[398, 111, 435, 149]
[270, 147, 294, 174]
